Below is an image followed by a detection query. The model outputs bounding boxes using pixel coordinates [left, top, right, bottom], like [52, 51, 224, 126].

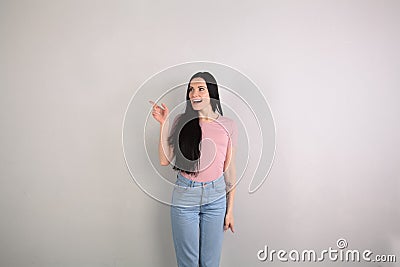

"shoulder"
[218, 115, 234, 123]
[217, 116, 237, 131]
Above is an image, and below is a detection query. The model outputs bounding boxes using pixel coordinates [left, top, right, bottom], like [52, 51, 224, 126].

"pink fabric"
[178, 116, 238, 182]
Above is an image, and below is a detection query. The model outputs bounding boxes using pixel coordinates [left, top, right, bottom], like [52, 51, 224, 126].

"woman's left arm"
[223, 145, 236, 233]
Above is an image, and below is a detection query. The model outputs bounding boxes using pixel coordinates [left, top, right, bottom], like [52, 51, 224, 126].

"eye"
[199, 87, 205, 91]
[188, 88, 193, 92]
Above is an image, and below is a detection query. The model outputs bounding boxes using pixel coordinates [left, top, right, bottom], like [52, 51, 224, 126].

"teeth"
[193, 99, 202, 103]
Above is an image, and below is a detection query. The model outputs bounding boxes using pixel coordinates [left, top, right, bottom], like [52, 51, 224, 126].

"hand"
[224, 212, 235, 233]
[149, 100, 169, 125]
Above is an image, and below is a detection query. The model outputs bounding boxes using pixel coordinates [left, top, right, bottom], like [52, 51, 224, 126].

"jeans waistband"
[176, 172, 225, 187]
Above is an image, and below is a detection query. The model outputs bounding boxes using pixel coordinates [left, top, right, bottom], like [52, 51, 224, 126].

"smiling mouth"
[192, 99, 202, 104]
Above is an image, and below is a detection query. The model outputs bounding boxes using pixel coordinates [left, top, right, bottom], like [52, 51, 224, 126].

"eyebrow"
[189, 85, 205, 89]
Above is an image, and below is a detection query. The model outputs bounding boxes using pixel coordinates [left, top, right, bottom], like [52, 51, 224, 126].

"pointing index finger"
[148, 100, 165, 110]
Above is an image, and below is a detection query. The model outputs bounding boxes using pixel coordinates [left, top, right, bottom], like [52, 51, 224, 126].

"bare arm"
[150, 100, 173, 165]
[159, 120, 173, 165]
[223, 144, 237, 232]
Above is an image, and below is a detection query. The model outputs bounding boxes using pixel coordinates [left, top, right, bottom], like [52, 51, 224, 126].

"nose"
[190, 89, 199, 98]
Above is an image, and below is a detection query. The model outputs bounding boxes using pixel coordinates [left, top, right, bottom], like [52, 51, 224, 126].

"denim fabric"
[171, 172, 227, 267]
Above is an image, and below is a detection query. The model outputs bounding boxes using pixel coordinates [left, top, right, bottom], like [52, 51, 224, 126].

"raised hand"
[149, 100, 169, 125]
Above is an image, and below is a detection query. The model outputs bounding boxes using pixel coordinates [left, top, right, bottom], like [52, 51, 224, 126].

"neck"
[198, 107, 218, 121]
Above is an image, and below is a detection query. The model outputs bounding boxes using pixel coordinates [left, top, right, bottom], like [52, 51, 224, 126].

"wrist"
[160, 121, 167, 127]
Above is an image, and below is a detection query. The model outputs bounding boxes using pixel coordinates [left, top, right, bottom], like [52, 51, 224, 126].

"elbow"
[224, 166, 236, 180]
[160, 160, 170, 166]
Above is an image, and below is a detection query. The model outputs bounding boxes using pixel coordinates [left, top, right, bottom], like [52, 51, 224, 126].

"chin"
[191, 105, 202, 110]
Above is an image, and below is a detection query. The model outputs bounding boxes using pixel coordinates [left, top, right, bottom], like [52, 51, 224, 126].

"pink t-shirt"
[177, 115, 238, 182]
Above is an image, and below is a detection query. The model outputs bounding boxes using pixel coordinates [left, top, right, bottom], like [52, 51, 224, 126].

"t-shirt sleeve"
[229, 119, 238, 148]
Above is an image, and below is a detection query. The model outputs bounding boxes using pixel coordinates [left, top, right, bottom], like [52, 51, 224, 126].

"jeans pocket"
[174, 180, 190, 193]
[214, 181, 227, 194]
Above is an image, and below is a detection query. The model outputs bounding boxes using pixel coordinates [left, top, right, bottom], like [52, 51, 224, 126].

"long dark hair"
[168, 71, 223, 176]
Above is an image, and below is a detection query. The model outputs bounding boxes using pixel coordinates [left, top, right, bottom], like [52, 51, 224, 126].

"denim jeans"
[171, 172, 227, 267]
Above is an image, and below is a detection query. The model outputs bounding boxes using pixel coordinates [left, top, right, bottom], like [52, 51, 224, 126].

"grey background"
[1, 0, 399, 266]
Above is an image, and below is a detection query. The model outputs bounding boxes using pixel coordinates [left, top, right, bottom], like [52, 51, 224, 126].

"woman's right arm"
[159, 120, 173, 165]
[150, 101, 173, 165]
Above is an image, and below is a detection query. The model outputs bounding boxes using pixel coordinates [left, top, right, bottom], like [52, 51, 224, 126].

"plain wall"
[0, 0, 399, 266]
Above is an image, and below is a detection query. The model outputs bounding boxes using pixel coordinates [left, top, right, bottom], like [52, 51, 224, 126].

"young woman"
[150, 71, 238, 267]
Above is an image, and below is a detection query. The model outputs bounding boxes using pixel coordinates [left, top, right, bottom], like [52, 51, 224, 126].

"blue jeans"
[171, 172, 227, 267]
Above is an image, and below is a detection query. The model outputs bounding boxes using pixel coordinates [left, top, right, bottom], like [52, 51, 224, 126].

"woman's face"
[188, 77, 211, 111]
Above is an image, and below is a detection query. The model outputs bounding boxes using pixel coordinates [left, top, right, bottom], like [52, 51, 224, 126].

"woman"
[150, 71, 237, 267]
